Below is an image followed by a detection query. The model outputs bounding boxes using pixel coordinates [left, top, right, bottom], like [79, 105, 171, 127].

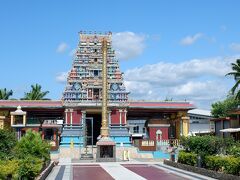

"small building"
[211, 108, 240, 140]
[188, 109, 212, 135]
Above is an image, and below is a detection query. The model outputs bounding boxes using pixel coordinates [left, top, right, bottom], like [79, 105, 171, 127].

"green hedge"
[0, 160, 19, 180]
[227, 145, 240, 158]
[180, 135, 234, 156]
[18, 156, 43, 180]
[205, 155, 240, 175]
[0, 157, 43, 180]
[178, 151, 197, 166]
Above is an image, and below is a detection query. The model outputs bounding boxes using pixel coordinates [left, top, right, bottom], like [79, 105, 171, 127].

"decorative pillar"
[69, 109, 73, 126]
[65, 109, 69, 124]
[23, 115, 26, 126]
[119, 109, 122, 126]
[11, 115, 14, 126]
[108, 110, 112, 126]
[100, 38, 109, 137]
[182, 116, 190, 137]
[175, 120, 180, 139]
[123, 109, 127, 125]
[81, 110, 86, 126]
[0, 116, 5, 129]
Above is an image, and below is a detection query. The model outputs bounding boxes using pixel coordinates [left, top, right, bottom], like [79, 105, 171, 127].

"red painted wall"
[149, 127, 169, 140]
[111, 109, 120, 125]
[66, 112, 71, 124]
[72, 110, 82, 125]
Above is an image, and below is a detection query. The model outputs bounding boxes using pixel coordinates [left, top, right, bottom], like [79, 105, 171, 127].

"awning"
[220, 128, 240, 133]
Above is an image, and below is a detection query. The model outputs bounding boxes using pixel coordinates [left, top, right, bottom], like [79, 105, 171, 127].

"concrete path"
[46, 161, 216, 180]
[100, 163, 146, 180]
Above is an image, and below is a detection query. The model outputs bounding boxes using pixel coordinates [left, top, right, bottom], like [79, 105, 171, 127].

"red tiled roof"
[129, 101, 195, 110]
[0, 100, 63, 108]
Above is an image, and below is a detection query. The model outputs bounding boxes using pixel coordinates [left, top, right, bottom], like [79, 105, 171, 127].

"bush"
[178, 151, 197, 166]
[205, 155, 240, 175]
[180, 135, 233, 156]
[205, 155, 226, 172]
[0, 129, 17, 160]
[18, 155, 43, 180]
[0, 159, 19, 180]
[15, 130, 50, 163]
[227, 144, 240, 158]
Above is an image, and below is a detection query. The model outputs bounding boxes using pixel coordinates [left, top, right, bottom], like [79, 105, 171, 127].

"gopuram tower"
[61, 31, 130, 152]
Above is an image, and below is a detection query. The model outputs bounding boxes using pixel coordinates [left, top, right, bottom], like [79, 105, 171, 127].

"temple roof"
[0, 100, 63, 108]
[128, 101, 195, 110]
[0, 100, 195, 110]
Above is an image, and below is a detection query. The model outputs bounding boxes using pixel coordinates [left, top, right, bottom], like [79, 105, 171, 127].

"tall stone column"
[100, 38, 109, 137]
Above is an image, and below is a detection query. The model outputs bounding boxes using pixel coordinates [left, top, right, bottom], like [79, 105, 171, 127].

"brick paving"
[73, 165, 114, 180]
[122, 164, 187, 180]
[47, 162, 214, 180]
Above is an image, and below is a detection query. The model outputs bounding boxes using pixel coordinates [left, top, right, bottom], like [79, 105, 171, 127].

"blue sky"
[1, 1, 240, 109]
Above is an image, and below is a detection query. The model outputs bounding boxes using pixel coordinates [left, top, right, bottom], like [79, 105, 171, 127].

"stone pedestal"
[96, 137, 116, 162]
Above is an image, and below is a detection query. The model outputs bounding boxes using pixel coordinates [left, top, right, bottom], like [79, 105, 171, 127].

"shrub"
[18, 155, 43, 179]
[227, 144, 240, 158]
[224, 156, 240, 175]
[180, 135, 233, 156]
[0, 129, 17, 160]
[178, 150, 197, 166]
[15, 130, 50, 163]
[0, 159, 19, 180]
[205, 155, 240, 175]
[205, 155, 226, 172]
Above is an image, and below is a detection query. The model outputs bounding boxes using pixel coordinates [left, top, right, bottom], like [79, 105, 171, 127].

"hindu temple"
[0, 31, 195, 159]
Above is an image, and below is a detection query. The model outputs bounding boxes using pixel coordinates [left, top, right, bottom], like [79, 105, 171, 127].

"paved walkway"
[46, 160, 216, 180]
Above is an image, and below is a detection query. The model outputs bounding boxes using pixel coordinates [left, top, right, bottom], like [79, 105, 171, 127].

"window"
[133, 126, 139, 133]
[142, 127, 146, 134]
[94, 58, 97, 62]
[94, 70, 99, 77]
[45, 129, 54, 140]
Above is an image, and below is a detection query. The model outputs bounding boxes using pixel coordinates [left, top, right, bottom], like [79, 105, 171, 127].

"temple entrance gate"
[86, 114, 101, 146]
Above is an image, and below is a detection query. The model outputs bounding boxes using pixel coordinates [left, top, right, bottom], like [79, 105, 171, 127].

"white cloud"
[230, 43, 240, 52]
[180, 33, 203, 46]
[125, 57, 231, 85]
[56, 42, 68, 53]
[124, 56, 237, 109]
[56, 72, 68, 83]
[112, 32, 145, 60]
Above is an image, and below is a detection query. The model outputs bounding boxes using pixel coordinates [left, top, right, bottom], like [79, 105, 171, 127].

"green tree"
[21, 84, 50, 100]
[226, 59, 240, 100]
[0, 129, 17, 160]
[0, 88, 13, 100]
[18, 156, 43, 180]
[211, 96, 239, 118]
[15, 130, 50, 162]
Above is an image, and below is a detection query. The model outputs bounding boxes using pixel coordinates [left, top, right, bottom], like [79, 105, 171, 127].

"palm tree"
[226, 59, 240, 100]
[21, 84, 50, 100]
[0, 88, 13, 100]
